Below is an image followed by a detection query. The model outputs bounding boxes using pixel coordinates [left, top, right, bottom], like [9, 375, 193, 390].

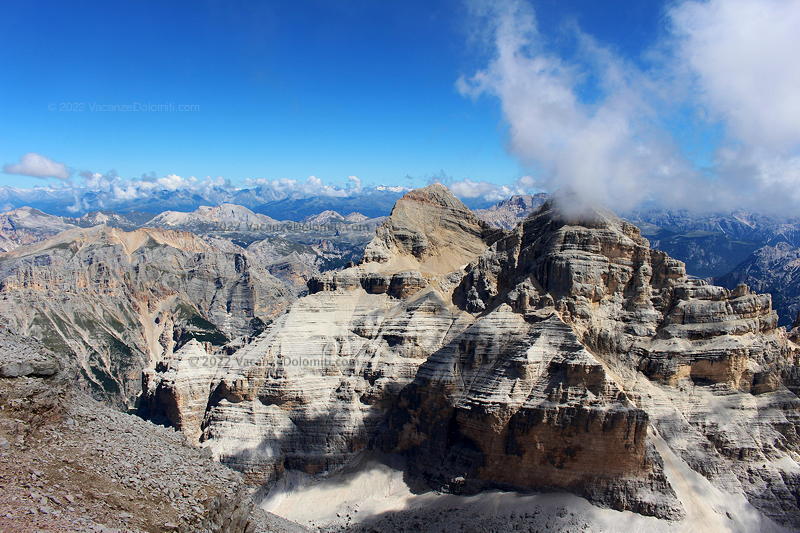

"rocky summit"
[141, 185, 502, 479]
[141, 185, 800, 529]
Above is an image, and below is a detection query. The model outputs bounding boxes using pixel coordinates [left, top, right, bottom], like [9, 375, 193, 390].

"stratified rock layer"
[0, 225, 292, 407]
[143, 188, 800, 527]
[143, 186, 494, 481]
[388, 201, 799, 524]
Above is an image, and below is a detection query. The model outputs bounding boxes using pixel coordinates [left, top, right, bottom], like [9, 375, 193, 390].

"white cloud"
[347, 175, 362, 193]
[668, 0, 800, 212]
[458, 1, 693, 214]
[156, 173, 193, 190]
[670, 0, 800, 153]
[446, 176, 539, 202]
[244, 175, 351, 198]
[459, 0, 800, 215]
[3, 152, 70, 180]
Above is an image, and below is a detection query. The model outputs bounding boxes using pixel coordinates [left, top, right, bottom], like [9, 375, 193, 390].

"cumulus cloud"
[3, 152, 70, 180]
[347, 175, 362, 193]
[42, 171, 386, 213]
[244, 175, 351, 199]
[668, 0, 800, 213]
[459, 0, 800, 214]
[58, 171, 236, 212]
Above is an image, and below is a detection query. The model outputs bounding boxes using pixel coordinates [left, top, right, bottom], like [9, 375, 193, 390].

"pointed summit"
[362, 184, 502, 274]
[396, 183, 471, 211]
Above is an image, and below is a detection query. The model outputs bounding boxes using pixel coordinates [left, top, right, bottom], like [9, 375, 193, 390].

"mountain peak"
[302, 210, 345, 224]
[361, 184, 502, 274]
[476, 194, 549, 229]
[398, 183, 468, 211]
[147, 203, 279, 229]
[530, 199, 630, 231]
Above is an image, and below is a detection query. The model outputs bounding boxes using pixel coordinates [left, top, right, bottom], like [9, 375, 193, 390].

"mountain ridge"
[139, 186, 800, 528]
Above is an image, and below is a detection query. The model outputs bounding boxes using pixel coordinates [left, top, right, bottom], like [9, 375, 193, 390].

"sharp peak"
[397, 183, 470, 211]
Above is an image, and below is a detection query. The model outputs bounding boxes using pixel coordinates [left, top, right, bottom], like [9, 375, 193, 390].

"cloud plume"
[459, 0, 800, 215]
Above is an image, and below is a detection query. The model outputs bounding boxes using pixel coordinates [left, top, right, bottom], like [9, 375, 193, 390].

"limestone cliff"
[141, 189, 800, 527]
[0, 225, 292, 407]
[387, 201, 800, 524]
[141, 185, 498, 478]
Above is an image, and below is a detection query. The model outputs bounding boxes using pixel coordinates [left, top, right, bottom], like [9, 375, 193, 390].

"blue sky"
[1, 0, 798, 215]
[0, 0, 665, 189]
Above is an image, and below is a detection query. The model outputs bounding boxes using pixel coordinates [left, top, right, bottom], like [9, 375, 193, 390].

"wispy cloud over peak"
[458, 0, 800, 215]
[457, 0, 689, 214]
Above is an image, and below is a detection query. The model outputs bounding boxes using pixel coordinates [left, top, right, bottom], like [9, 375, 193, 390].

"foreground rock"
[381, 201, 800, 525]
[143, 186, 800, 528]
[0, 327, 305, 532]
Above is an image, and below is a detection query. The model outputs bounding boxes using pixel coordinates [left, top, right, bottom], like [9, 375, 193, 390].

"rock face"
[0, 327, 303, 533]
[385, 201, 800, 524]
[141, 188, 800, 528]
[361, 183, 500, 270]
[385, 311, 675, 517]
[142, 185, 502, 482]
[719, 241, 800, 327]
[0, 225, 292, 407]
[0, 206, 77, 252]
[474, 193, 548, 230]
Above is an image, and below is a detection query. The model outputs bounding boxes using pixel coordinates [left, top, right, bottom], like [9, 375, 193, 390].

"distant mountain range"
[474, 193, 549, 229]
[0, 182, 500, 221]
[0, 183, 405, 219]
[3, 193, 800, 326]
